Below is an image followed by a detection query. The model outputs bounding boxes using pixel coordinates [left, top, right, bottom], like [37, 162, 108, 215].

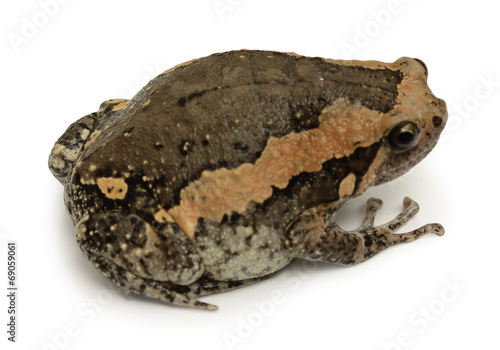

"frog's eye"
[386, 122, 419, 152]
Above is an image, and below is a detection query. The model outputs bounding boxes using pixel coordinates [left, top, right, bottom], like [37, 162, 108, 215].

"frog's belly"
[193, 221, 291, 281]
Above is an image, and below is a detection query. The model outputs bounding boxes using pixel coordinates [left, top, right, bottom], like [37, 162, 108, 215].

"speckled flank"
[48, 50, 448, 310]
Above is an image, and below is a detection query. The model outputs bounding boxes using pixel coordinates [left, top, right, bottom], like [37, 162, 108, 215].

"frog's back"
[75, 50, 402, 214]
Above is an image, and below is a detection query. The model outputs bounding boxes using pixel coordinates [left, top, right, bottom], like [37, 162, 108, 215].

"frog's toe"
[361, 197, 383, 228]
[415, 223, 445, 237]
[372, 197, 431, 233]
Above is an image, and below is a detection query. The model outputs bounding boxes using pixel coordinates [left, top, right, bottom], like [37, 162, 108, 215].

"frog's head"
[371, 57, 448, 186]
[317, 57, 447, 194]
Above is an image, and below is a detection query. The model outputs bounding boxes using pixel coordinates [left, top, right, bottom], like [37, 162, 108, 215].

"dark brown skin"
[49, 50, 447, 310]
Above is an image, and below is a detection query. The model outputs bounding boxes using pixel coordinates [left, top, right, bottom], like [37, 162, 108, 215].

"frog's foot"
[88, 254, 219, 311]
[284, 197, 444, 265]
[352, 197, 444, 263]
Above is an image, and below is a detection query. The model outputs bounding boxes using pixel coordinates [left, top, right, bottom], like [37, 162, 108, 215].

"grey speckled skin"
[49, 50, 447, 310]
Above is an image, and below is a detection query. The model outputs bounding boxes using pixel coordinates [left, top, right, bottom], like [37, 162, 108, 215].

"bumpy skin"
[49, 50, 447, 310]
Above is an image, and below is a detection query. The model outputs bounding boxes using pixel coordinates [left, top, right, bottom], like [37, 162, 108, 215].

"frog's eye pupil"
[397, 131, 414, 145]
[387, 122, 419, 151]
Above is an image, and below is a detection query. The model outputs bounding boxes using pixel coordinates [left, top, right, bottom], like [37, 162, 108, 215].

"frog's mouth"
[373, 138, 437, 186]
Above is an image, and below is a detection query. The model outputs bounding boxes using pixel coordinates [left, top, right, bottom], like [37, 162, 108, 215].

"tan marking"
[84, 130, 101, 149]
[97, 177, 128, 200]
[112, 100, 129, 111]
[168, 98, 391, 239]
[154, 208, 175, 223]
[142, 99, 151, 108]
[79, 174, 96, 185]
[98, 99, 129, 112]
[89, 164, 97, 171]
[338, 173, 356, 197]
[356, 148, 389, 196]
[81, 128, 90, 140]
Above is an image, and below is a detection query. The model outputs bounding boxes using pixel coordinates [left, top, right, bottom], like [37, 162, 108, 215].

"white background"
[2, 1, 499, 349]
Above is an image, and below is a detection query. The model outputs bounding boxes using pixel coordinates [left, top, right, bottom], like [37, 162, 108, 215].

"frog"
[49, 50, 447, 311]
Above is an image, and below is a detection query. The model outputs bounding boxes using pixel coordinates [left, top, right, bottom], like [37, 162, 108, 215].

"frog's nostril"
[432, 116, 443, 127]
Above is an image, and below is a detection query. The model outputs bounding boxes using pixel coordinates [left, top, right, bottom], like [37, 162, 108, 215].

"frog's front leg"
[284, 197, 444, 265]
[76, 211, 216, 310]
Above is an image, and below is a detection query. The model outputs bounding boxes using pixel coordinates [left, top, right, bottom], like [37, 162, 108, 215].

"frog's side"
[49, 50, 447, 311]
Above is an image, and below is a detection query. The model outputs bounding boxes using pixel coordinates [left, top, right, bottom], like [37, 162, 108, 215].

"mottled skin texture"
[49, 50, 447, 310]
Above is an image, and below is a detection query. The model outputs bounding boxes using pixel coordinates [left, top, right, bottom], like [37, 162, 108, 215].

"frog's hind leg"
[48, 111, 99, 183]
[77, 211, 272, 311]
[48, 99, 129, 183]
[76, 211, 214, 310]
[284, 197, 444, 265]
